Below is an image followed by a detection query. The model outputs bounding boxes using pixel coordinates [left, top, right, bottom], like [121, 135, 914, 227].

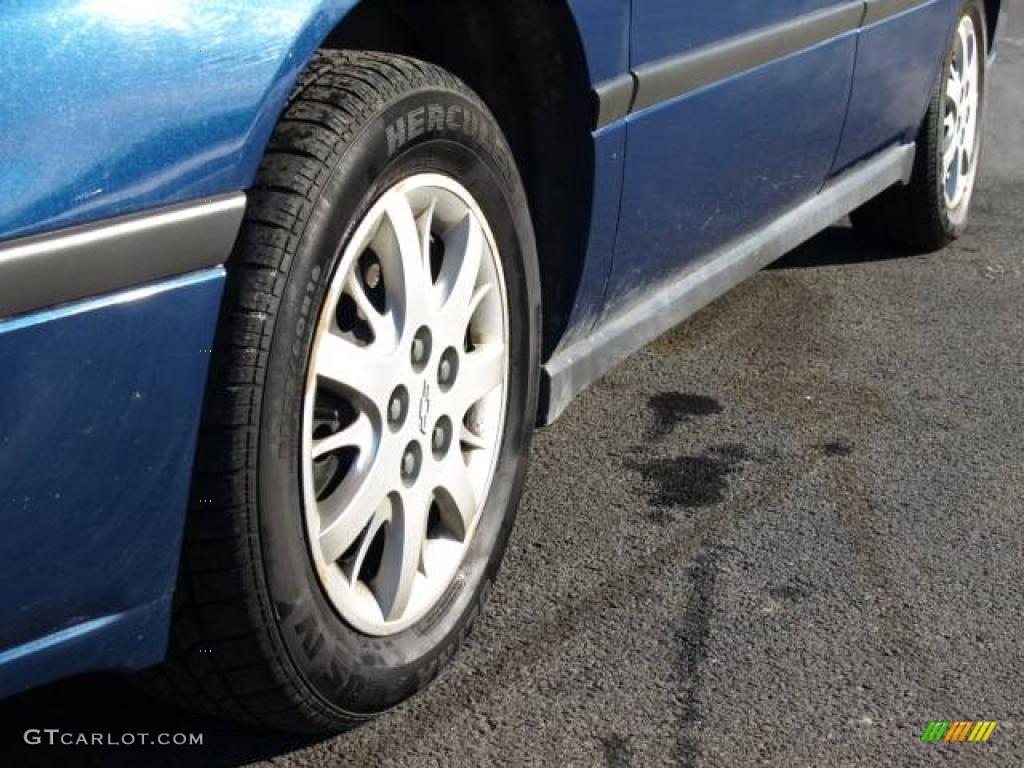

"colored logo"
[920, 721, 997, 742]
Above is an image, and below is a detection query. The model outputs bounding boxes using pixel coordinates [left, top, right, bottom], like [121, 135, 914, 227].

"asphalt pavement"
[3, 13, 1022, 768]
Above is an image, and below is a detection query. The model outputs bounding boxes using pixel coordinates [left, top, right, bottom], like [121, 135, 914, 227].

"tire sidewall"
[256, 85, 539, 715]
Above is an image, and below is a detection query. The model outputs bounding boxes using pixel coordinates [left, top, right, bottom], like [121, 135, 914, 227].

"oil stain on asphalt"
[626, 443, 751, 515]
[647, 392, 724, 440]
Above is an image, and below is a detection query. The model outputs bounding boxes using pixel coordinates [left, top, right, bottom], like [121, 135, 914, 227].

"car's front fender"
[0, 0, 361, 242]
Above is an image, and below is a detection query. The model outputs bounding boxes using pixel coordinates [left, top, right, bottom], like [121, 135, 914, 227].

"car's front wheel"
[140, 50, 540, 732]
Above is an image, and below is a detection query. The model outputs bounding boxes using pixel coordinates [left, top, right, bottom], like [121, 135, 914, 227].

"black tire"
[850, 0, 988, 252]
[139, 50, 540, 732]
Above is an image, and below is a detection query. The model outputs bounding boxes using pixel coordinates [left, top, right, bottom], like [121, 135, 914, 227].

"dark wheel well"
[322, 0, 594, 359]
[982, 0, 1000, 47]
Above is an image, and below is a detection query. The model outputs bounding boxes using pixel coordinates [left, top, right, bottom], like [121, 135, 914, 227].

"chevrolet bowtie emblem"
[418, 381, 431, 435]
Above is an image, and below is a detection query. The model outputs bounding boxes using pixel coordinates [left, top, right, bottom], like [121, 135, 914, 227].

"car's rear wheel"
[139, 50, 540, 732]
[851, 0, 987, 251]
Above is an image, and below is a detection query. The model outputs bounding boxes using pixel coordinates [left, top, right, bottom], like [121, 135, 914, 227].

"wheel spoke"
[460, 423, 489, 452]
[380, 191, 432, 327]
[962, 117, 976, 167]
[347, 273, 392, 346]
[346, 500, 392, 586]
[441, 282, 495, 355]
[316, 331, 395, 408]
[318, 458, 392, 564]
[416, 197, 437, 279]
[962, 71, 979, 155]
[452, 342, 505, 410]
[946, 153, 961, 201]
[943, 135, 959, 178]
[437, 213, 483, 323]
[959, 24, 972, 76]
[312, 412, 374, 460]
[436, 454, 479, 534]
[946, 65, 961, 106]
[463, 283, 494, 334]
[962, 58, 975, 99]
[374, 488, 431, 621]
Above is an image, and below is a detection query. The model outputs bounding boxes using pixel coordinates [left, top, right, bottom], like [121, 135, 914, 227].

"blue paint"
[0, 0, 631, 245]
[605, 28, 857, 316]
[0, 614, 121, 668]
[555, 124, 628, 350]
[0, 0, 361, 242]
[832, 0, 957, 172]
[0, 271, 223, 670]
[0, 599, 171, 697]
[567, 0, 631, 84]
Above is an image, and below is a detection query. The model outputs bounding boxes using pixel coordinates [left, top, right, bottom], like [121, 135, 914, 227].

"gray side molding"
[593, 74, 637, 130]
[863, 0, 931, 26]
[539, 143, 916, 424]
[0, 194, 246, 319]
[592, 0, 933, 128]
[631, 1, 865, 112]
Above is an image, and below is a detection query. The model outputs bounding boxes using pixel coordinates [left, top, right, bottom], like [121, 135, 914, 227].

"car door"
[603, 0, 861, 315]
[832, 0, 958, 171]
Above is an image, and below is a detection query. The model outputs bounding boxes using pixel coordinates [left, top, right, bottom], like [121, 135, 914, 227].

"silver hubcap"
[302, 174, 509, 636]
[942, 15, 981, 211]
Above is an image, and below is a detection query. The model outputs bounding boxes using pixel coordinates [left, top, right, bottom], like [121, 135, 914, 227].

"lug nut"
[431, 416, 453, 459]
[387, 386, 409, 432]
[411, 327, 432, 371]
[400, 442, 422, 485]
[438, 347, 459, 391]
[364, 261, 382, 290]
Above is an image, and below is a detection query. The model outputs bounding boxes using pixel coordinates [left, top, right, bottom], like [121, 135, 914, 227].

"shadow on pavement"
[770, 222, 912, 269]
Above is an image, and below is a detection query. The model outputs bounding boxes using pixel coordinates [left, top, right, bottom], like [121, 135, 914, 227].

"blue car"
[0, 0, 1004, 731]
